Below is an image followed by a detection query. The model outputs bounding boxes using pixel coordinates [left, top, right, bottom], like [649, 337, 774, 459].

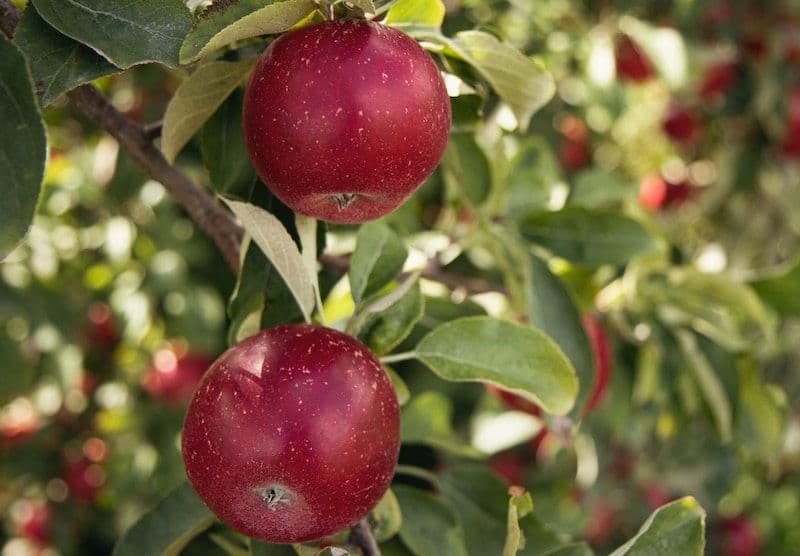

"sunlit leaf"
[370, 488, 403, 542]
[402, 391, 481, 456]
[224, 199, 315, 323]
[162, 59, 254, 163]
[180, 0, 317, 64]
[610, 497, 705, 556]
[416, 317, 577, 415]
[385, 0, 446, 27]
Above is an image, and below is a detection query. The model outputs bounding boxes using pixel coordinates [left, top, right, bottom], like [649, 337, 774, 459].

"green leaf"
[675, 330, 732, 443]
[737, 361, 785, 458]
[30, 0, 192, 68]
[504, 138, 563, 218]
[0, 334, 35, 404]
[610, 497, 706, 556]
[370, 488, 403, 542]
[520, 209, 663, 267]
[394, 485, 468, 556]
[502, 491, 533, 556]
[442, 132, 491, 206]
[250, 540, 299, 555]
[750, 258, 800, 316]
[349, 222, 408, 304]
[112, 482, 215, 556]
[659, 269, 776, 352]
[416, 317, 577, 415]
[14, 6, 119, 106]
[347, 0, 376, 14]
[542, 544, 594, 556]
[568, 169, 632, 209]
[200, 89, 256, 194]
[180, 0, 317, 64]
[162, 59, 254, 163]
[448, 31, 554, 132]
[385, 366, 411, 406]
[385, 0, 446, 27]
[224, 200, 315, 323]
[0, 35, 47, 261]
[526, 255, 595, 417]
[437, 465, 563, 556]
[361, 281, 424, 355]
[402, 391, 481, 456]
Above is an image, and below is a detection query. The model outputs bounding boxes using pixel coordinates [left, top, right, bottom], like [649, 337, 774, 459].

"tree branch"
[321, 253, 505, 296]
[349, 518, 381, 556]
[67, 86, 243, 272]
[0, 0, 19, 39]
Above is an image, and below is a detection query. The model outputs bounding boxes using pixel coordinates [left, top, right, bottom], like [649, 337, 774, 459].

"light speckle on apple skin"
[243, 19, 451, 224]
[182, 325, 400, 544]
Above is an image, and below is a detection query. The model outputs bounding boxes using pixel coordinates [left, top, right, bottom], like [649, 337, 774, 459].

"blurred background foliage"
[3, 0, 800, 555]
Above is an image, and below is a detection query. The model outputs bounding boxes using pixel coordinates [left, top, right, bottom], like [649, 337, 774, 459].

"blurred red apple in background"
[141, 350, 212, 406]
[662, 104, 701, 144]
[13, 499, 52, 546]
[639, 175, 695, 211]
[699, 61, 739, 100]
[615, 35, 654, 83]
[63, 455, 105, 502]
[719, 516, 762, 556]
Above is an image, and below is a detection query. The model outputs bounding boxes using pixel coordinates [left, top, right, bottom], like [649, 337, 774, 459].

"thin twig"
[67, 86, 243, 272]
[0, 0, 19, 39]
[349, 518, 381, 556]
[321, 253, 506, 295]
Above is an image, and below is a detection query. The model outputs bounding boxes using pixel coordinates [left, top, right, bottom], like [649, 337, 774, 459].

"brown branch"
[0, 0, 19, 39]
[67, 86, 243, 271]
[321, 253, 506, 296]
[349, 518, 381, 556]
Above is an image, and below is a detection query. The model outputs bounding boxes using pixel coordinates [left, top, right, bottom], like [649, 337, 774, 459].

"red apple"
[489, 451, 529, 486]
[582, 314, 613, 414]
[14, 500, 52, 546]
[641, 483, 672, 510]
[786, 86, 800, 132]
[639, 175, 695, 211]
[0, 398, 40, 448]
[584, 499, 617, 545]
[559, 139, 590, 171]
[243, 20, 451, 223]
[615, 35, 654, 83]
[182, 325, 400, 543]
[85, 302, 119, 349]
[719, 516, 762, 556]
[63, 456, 105, 502]
[699, 61, 739, 100]
[141, 351, 211, 406]
[662, 104, 701, 144]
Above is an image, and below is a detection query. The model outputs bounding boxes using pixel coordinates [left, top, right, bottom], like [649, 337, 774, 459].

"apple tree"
[1, 0, 798, 555]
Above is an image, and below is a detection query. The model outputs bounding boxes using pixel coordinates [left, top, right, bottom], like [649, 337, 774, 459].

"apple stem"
[349, 519, 381, 556]
[378, 351, 417, 365]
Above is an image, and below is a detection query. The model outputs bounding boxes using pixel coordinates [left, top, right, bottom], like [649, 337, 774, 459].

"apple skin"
[182, 325, 400, 543]
[615, 35, 654, 83]
[243, 20, 451, 224]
